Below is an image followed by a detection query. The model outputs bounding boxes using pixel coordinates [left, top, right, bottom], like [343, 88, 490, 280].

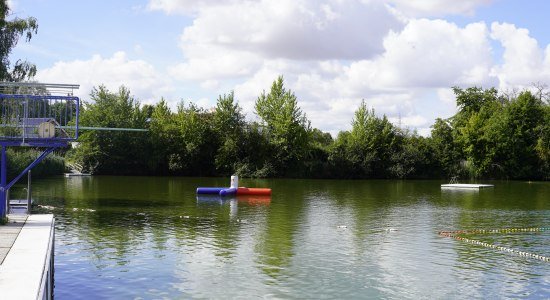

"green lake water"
[21, 176, 550, 299]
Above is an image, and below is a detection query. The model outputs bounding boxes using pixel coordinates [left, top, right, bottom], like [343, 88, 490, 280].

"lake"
[23, 176, 550, 299]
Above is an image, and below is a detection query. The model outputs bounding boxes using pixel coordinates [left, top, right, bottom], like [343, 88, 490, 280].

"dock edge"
[0, 214, 55, 300]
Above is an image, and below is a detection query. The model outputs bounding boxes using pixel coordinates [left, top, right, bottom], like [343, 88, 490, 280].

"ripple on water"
[33, 178, 550, 299]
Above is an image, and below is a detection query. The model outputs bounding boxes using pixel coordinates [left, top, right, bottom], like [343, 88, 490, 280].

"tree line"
[68, 77, 549, 180]
[1, 2, 548, 180]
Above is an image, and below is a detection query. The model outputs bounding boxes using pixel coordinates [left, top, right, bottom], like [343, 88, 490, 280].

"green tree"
[6, 148, 64, 178]
[390, 131, 436, 179]
[451, 86, 502, 177]
[149, 99, 176, 174]
[451, 86, 502, 143]
[170, 101, 217, 175]
[495, 91, 544, 178]
[535, 104, 550, 178]
[234, 122, 272, 178]
[213, 91, 245, 175]
[255, 76, 311, 176]
[303, 128, 333, 178]
[430, 118, 462, 177]
[453, 88, 545, 179]
[453, 86, 500, 115]
[458, 100, 502, 177]
[0, 1, 38, 81]
[68, 86, 150, 174]
[348, 100, 400, 177]
[328, 131, 355, 178]
[328, 101, 400, 178]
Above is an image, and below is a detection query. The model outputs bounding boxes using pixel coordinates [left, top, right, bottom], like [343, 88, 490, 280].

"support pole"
[0, 146, 6, 219]
[27, 170, 31, 214]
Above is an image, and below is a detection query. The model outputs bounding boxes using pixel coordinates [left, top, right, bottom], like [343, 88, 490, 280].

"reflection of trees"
[254, 179, 306, 279]
[26, 175, 549, 297]
[29, 177, 187, 266]
[34, 176, 248, 266]
[322, 180, 434, 249]
[194, 196, 241, 260]
[211, 202, 240, 259]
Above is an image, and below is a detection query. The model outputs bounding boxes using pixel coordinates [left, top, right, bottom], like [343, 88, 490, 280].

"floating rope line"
[438, 227, 549, 262]
[439, 227, 549, 235]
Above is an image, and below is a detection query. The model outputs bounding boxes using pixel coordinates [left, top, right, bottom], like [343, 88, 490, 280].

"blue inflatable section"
[219, 187, 237, 197]
[196, 187, 225, 194]
[196, 187, 237, 196]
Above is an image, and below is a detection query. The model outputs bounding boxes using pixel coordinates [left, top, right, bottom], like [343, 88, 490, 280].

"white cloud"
[437, 88, 457, 105]
[36, 51, 171, 105]
[176, 0, 403, 63]
[336, 19, 495, 93]
[147, 0, 230, 15]
[200, 79, 220, 90]
[233, 63, 289, 118]
[279, 18, 495, 134]
[132, 1, 550, 135]
[387, 0, 493, 17]
[211, 18, 499, 135]
[194, 97, 213, 109]
[149, 0, 494, 18]
[148, 0, 508, 134]
[168, 46, 262, 81]
[389, 114, 427, 127]
[490, 22, 550, 90]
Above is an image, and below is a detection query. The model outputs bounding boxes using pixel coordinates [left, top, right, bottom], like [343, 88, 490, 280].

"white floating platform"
[64, 173, 91, 177]
[441, 184, 494, 189]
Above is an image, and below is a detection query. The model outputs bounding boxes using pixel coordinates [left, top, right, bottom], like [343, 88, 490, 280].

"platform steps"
[67, 162, 84, 173]
[65, 162, 91, 177]
[8, 199, 31, 214]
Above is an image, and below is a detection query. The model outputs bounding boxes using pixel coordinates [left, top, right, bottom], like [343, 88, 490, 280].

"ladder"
[6, 170, 32, 214]
[8, 199, 31, 213]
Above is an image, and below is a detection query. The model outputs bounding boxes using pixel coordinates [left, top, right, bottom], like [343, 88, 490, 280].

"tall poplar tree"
[255, 76, 311, 175]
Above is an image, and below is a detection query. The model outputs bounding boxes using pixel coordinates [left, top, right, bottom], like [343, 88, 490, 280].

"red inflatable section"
[237, 187, 272, 196]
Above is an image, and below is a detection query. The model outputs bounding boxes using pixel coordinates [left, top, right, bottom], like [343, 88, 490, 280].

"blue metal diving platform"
[0, 82, 80, 218]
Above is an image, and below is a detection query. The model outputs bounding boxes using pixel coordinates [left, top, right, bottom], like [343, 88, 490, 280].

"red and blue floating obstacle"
[196, 176, 272, 197]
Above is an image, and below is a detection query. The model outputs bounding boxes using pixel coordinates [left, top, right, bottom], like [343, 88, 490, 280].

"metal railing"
[0, 82, 80, 142]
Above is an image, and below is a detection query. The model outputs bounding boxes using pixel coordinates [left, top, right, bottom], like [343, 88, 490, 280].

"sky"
[9, 0, 550, 136]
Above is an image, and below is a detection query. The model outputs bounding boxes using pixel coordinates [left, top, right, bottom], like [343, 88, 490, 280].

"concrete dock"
[0, 214, 55, 300]
[0, 214, 27, 264]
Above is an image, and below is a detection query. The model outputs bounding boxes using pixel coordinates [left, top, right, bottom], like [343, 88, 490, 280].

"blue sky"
[10, 0, 550, 136]
[11, 1, 187, 69]
[450, 1, 550, 45]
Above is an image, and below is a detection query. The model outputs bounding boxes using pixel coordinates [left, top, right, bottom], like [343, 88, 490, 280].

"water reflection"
[21, 177, 550, 299]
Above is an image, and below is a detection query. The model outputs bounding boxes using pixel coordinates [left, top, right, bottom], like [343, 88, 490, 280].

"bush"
[6, 148, 65, 179]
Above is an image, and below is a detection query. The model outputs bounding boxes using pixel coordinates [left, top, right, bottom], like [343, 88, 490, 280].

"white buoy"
[230, 175, 239, 188]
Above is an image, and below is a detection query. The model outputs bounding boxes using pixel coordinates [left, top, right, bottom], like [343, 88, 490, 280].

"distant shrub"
[6, 149, 65, 179]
